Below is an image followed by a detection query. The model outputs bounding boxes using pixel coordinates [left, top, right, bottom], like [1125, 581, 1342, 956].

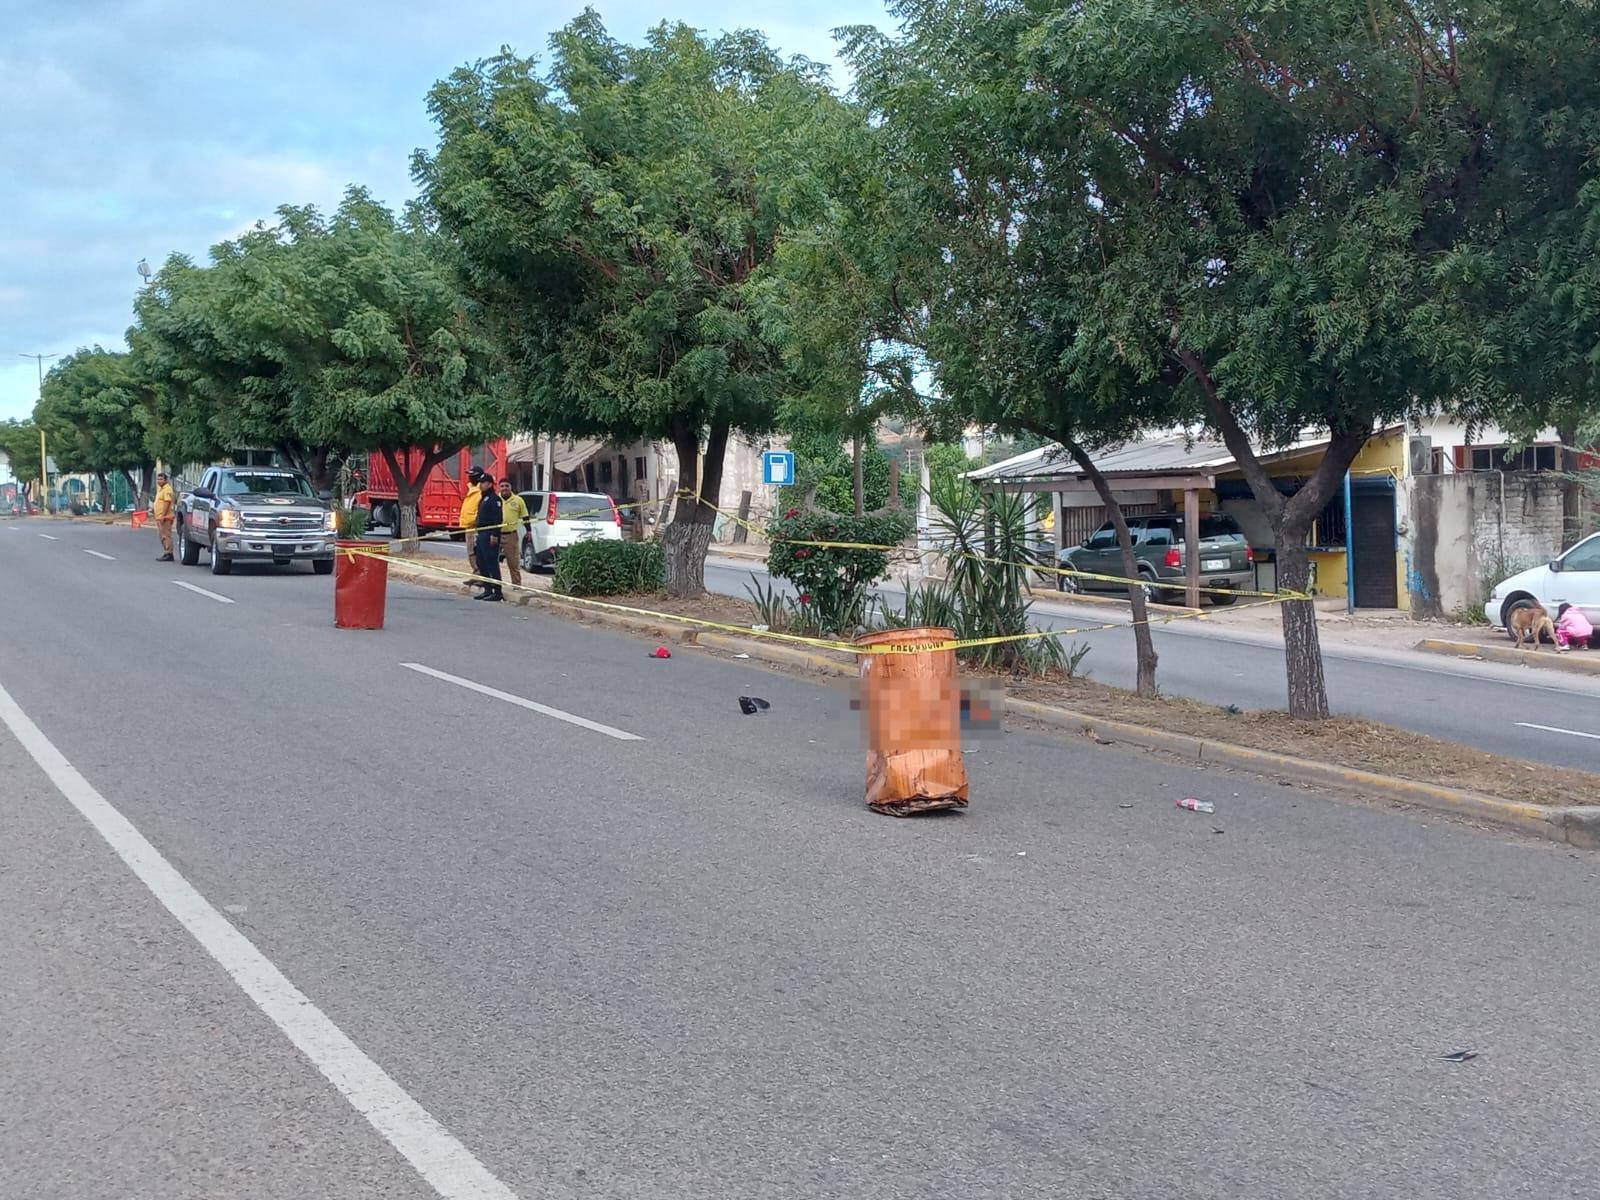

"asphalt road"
[6, 517, 1600, 1199]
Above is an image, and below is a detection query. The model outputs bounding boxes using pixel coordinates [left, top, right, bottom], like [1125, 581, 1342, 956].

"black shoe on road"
[157, 553, 174, 561]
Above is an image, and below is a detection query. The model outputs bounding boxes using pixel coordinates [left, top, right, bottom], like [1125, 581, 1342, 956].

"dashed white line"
[171, 580, 234, 604]
[38, 533, 58, 540]
[0, 676, 518, 1200]
[401, 662, 643, 741]
[1516, 721, 1600, 742]
[82, 549, 116, 561]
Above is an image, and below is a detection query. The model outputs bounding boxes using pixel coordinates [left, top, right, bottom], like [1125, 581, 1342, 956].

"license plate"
[1202, 558, 1229, 572]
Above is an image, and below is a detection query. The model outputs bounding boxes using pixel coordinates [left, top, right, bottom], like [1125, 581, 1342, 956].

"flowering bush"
[765, 508, 911, 635]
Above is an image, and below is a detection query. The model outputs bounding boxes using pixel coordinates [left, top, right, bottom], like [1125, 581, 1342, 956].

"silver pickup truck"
[175, 465, 337, 576]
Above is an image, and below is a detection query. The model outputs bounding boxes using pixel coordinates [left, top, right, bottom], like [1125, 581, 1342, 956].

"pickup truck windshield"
[220, 472, 314, 498]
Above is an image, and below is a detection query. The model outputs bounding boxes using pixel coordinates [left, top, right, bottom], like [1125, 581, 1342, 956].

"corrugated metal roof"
[965, 429, 1340, 483]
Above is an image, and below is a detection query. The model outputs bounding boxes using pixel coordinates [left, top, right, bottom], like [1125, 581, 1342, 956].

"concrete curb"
[1416, 637, 1600, 677]
[385, 557, 1599, 849]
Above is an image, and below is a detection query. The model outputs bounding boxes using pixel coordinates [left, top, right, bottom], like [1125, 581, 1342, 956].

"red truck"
[359, 440, 510, 534]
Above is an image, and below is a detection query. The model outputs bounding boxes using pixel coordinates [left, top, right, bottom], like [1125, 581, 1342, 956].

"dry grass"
[1006, 675, 1600, 808]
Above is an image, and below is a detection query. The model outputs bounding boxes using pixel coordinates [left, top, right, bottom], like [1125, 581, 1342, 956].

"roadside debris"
[751, 623, 769, 633]
[1117, 802, 1134, 809]
[738, 696, 770, 715]
[1177, 797, 1216, 814]
[649, 645, 671, 659]
[733, 652, 751, 659]
[1442, 1049, 1478, 1063]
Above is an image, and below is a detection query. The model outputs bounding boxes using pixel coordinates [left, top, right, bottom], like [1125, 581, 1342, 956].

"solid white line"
[172, 580, 234, 604]
[1516, 721, 1600, 742]
[38, 533, 58, 540]
[83, 549, 116, 561]
[0, 676, 518, 1200]
[401, 662, 643, 742]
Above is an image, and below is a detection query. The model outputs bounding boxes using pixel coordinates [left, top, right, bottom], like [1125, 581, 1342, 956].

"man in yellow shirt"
[152, 472, 176, 561]
[498, 478, 530, 590]
[458, 466, 485, 587]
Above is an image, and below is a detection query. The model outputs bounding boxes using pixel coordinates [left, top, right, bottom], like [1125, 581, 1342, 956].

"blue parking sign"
[762, 450, 795, 486]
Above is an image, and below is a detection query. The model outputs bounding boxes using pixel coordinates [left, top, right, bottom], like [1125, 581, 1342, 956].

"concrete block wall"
[1402, 471, 1565, 619]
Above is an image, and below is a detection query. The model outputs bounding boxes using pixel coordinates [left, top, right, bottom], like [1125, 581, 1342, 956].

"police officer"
[473, 473, 504, 601]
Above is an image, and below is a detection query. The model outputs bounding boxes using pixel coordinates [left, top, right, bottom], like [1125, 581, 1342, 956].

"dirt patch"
[1004, 675, 1600, 808]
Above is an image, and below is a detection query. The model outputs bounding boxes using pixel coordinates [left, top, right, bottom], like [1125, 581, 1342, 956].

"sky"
[0, 0, 893, 422]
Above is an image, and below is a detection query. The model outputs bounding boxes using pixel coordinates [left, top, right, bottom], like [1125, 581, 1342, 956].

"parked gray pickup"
[175, 465, 337, 576]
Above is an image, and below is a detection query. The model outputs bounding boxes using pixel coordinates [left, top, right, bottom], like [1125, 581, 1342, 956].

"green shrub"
[553, 539, 664, 596]
[766, 508, 911, 635]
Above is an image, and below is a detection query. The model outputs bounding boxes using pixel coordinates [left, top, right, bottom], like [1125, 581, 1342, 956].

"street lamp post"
[18, 352, 57, 513]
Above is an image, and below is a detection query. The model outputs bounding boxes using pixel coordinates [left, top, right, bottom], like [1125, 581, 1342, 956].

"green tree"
[852, 0, 1564, 719]
[1428, 0, 1600, 549]
[0, 420, 44, 500]
[417, 14, 865, 595]
[235, 191, 510, 541]
[34, 347, 154, 509]
[130, 230, 343, 488]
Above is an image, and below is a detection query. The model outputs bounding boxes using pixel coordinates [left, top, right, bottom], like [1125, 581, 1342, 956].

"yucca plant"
[924, 473, 1067, 674]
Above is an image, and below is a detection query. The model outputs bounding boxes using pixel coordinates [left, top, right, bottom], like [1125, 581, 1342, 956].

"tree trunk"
[381, 448, 429, 550]
[852, 435, 864, 516]
[1559, 423, 1583, 549]
[121, 468, 143, 509]
[1274, 537, 1328, 720]
[96, 471, 110, 514]
[663, 417, 729, 597]
[1176, 345, 1366, 720]
[1064, 440, 1158, 698]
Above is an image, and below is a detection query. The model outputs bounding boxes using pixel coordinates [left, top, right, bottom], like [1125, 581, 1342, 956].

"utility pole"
[18, 352, 57, 512]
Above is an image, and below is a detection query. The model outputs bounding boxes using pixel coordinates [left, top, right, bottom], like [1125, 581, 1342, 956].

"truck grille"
[242, 511, 321, 531]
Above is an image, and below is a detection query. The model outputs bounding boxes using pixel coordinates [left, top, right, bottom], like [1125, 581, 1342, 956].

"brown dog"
[1508, 603, 1557, 649]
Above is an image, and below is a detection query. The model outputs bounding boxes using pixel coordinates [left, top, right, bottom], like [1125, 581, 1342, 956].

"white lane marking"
[401, 662, 643, 742]
[1516, 721, 1600, 742]
[0, 677, 519, 1200]
[38, 533, 58, 540]
[172, 580, 234, 604]
[83, 549, 116, 561]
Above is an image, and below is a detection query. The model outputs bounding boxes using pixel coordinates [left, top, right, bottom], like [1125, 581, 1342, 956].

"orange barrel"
[854, 626, 969, 816]
[333, 541, 388, 629]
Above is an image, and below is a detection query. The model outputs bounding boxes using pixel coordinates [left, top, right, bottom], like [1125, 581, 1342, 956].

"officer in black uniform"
[474, 474, 504, 602]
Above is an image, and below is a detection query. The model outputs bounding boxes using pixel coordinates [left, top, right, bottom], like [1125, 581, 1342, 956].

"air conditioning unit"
[1408, 436, 1434, 476]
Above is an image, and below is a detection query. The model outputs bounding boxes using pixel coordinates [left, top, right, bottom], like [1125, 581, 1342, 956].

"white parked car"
[517, 490, 623, 570]
[1484, 531, 1600, 630]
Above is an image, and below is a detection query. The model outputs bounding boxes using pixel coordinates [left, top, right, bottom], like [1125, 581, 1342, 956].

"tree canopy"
[33, 347, 153, 500]
[844, 0, 1584, 716]
[416, 13, 867, 593]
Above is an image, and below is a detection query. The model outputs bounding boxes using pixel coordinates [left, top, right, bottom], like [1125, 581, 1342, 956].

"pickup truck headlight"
[324, 511, 339, 533]
[217, 508, 239, 530]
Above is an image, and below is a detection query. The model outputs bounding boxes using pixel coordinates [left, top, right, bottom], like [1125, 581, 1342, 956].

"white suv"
[1485, 531, 1600, 629]
[517, 491, 623, 570]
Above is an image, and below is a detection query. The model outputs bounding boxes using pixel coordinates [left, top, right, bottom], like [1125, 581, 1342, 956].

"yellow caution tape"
[348, 544, 1290, 656]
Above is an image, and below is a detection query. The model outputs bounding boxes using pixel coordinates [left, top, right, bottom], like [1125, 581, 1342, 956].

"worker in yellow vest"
[498, 479, 530, 590]
[458, 466, 485, 587]
[153, 472, 176, 561]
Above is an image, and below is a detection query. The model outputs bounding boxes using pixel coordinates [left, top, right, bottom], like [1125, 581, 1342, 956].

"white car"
[517, 490, 623, 570]
[1485, 531, 1600, 630]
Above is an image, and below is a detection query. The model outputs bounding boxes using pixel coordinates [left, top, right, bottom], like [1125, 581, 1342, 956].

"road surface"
[5, 517, 1600, 1199]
